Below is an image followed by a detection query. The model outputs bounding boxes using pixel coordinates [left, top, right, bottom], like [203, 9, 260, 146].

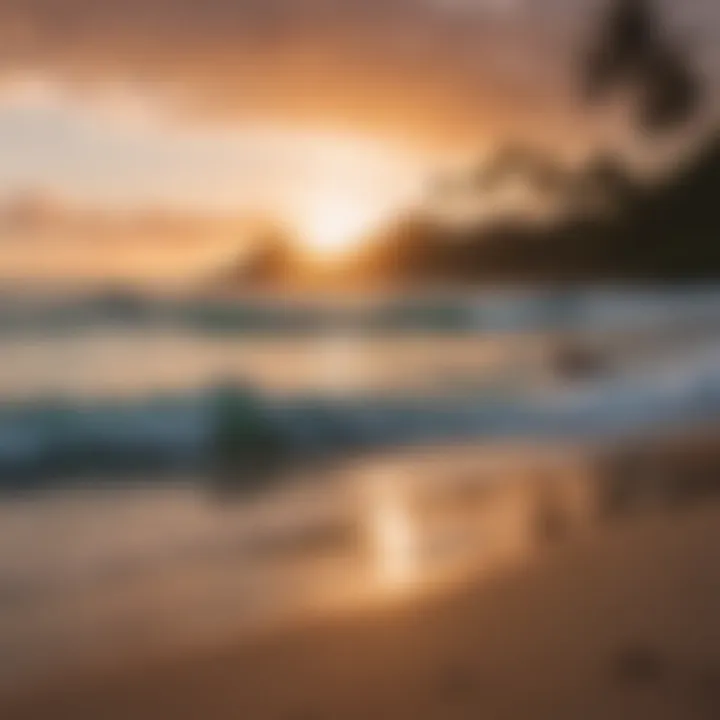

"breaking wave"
[2, 346, 720, 489]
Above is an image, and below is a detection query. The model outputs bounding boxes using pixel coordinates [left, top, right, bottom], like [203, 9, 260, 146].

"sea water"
[1, 286, 720, 688]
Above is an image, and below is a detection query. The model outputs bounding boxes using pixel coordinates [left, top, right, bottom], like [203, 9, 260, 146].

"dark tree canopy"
[585, 0, 701, 132]
[358, 0, 719, 284]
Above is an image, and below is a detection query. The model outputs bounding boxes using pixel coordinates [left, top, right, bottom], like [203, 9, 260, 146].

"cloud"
[0, 1, 714, 152]
[0, 188, 258, 280]
[0, 0, 603, 149]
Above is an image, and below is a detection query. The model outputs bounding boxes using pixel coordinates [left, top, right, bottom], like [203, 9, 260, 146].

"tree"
[585, 0, 701, 132]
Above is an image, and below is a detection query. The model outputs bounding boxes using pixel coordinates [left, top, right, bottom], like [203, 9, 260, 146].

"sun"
[296, 191, 384, 261]
[280, 130, 425, 263]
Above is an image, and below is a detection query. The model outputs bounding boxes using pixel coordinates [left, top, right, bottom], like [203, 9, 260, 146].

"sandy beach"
[1, 0, 719, 715]
[3, 431, 720, 720]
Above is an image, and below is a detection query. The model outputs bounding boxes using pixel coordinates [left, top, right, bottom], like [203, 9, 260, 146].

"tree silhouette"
[215, 225, 296, 288]
[585, 0, 701, 132]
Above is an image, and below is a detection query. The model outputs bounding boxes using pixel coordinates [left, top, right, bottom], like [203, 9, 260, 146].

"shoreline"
[3, 426, 720, 717]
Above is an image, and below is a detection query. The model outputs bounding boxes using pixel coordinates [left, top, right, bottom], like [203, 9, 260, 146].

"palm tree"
[584, 0, 701, 132]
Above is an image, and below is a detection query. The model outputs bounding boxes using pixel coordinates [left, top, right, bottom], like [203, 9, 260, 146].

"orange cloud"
[0, 0, 620, 152]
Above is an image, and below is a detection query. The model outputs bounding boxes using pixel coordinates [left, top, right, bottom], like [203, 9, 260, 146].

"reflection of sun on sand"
[367, 471, 419, 589]
[8, 500, 720, 719]
[5, 431, 720, 719]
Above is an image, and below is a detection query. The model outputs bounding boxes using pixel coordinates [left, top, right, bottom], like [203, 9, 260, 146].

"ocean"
[2, 286, 720, 688]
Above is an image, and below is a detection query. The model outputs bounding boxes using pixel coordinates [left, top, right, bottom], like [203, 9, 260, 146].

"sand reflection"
[366, 470, 420, 590]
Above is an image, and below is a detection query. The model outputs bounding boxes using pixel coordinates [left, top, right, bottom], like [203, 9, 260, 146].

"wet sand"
[4, 448, 720, 720]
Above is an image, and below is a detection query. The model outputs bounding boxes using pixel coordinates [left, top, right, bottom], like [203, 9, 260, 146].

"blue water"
[1, 287, 720, 488]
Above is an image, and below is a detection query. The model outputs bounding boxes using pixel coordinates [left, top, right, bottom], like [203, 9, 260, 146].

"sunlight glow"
[285, 131, 424, 263]
[295, 189, 388, 261]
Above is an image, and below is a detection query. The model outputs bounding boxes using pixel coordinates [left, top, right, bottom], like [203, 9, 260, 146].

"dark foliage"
[216, 226, 296, 288]
[363, 0, 718, 283]
[585, 0, 701, 131]
[368, 134, 720, 282]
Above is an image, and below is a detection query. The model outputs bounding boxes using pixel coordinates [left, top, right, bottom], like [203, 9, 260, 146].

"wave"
[3, 286, 720, 338]
[2, 349, 720, 489]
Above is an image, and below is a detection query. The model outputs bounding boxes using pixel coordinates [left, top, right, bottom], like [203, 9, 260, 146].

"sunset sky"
[0, 0, 717, 281]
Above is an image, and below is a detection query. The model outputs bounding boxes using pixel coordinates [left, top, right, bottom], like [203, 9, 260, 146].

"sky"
[0, 0, 717, 281]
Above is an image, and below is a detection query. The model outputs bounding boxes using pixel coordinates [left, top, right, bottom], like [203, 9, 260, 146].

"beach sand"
[3, 480, 720, 720]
